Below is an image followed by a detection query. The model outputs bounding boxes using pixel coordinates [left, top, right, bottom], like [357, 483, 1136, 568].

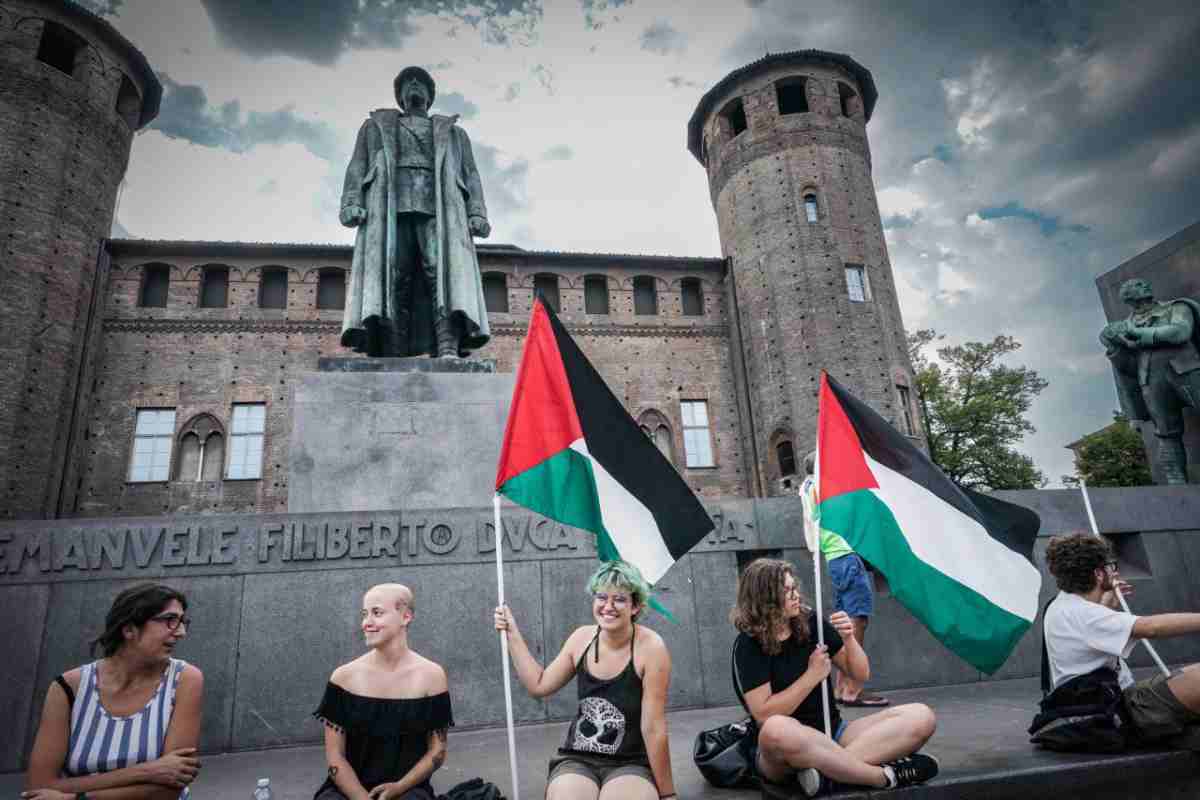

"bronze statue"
[1101, 279, 1200, 483]
[339, 67, 491, 358]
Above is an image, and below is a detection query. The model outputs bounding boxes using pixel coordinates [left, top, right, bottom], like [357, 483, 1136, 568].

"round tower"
[689, 50, 922, 497]
[0, 0, 161, 518]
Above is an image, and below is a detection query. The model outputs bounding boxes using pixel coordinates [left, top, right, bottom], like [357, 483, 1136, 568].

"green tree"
[1062, 413, 1153, 488]
[908, 330, 1048, 490]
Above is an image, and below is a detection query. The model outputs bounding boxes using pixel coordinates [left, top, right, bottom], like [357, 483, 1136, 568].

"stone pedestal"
[288, 358, 513, 512]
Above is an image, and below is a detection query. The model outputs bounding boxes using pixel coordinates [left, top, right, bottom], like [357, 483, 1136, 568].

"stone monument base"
[289, 358, 513, 512]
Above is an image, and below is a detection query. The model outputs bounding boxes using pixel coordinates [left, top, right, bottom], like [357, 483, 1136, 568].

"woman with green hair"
[494, 560, 678, 800]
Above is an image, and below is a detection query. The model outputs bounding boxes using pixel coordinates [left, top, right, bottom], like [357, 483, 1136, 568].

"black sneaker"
[883, 752, 939, 788]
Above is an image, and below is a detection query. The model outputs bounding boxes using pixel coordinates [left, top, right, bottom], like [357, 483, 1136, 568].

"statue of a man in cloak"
[339, 67, 491, 358]
[1101, 278, 1200, 483]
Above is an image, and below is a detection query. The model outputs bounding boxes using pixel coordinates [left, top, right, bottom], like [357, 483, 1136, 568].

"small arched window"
[175, 414, 225, 481]
[316, 268, 346, 310]
[201, 432, 225, 481]
[804, 193, 819, 223]
[776, 440, 797, 477]
[140, 264, 170, 308]
[776, 77, 808, 115]
[639, 410, 675, 466]
[720, 97, 747, 137]
[483, 272, 509, 313]
[36, 21, 84, 77]
[116, 74, 142, 128]
[681, 278, 704, 317]
[534, 273, 560, 312]
[838, 82, 860, 119]
[199, 265, 229, 308]
[633, 276, 657, 316]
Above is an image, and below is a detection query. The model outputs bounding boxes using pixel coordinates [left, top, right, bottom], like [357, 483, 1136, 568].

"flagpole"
[493, 493, 522, 800]
[802, 475, 833, 739]
[1078, 479, 1170, 678]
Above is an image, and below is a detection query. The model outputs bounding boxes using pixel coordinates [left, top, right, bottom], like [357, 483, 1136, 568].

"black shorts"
[315, 783, 434, 800]
[547, 753, 654, 788]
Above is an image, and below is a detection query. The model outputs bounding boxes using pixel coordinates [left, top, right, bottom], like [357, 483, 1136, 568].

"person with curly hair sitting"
[731, 558, 938, 797]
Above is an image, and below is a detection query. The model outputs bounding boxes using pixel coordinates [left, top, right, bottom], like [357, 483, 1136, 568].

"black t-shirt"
[733, 613, 843, 733]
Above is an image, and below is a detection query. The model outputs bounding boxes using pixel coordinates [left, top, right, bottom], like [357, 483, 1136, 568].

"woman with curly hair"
[731, 558, 937, 797]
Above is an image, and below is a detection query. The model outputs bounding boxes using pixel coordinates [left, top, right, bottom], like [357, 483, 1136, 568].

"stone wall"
[0, 0, 159, 519]
[62, 242, 746, 518]
[2, 485, 1198, 772]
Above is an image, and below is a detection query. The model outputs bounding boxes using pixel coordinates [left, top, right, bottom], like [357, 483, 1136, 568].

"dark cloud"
[640, 20, 686, 55]
[667, 75, 702, 89]
[722, 0, 1200, 482]
[581, 0, 632, 30]
[151, 74, 340, 162]
[472, 144, 530, 217]
[542, 144, 573, 160]
[199, 0, 542, 65]
[435, 91, 479, 120]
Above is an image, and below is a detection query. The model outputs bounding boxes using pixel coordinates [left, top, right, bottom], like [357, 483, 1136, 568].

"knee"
[907, 703, 937, 740]
[757, 715, 788, 754]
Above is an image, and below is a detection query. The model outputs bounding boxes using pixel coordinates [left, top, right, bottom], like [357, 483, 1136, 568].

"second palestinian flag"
[817, 372, 1042, 673]
[495, 298, 713, 584]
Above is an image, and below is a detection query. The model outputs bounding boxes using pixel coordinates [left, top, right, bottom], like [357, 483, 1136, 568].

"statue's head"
[1119, 278, 1155, 308]
[394, 66, 436, 113]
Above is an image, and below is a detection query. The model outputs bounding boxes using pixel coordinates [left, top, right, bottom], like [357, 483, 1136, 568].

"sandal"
[840, 692, 889, 707]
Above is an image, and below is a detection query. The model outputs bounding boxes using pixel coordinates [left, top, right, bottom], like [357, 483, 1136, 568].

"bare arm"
[829, 612, 869, 683]
[495, 606, 581, 698]
[638, 632, 675, 798]
[27, 667, 203, 798]
[1132, 613, 1200, 640]
[323, 724, 371, 800]
[742, 645, 829, 726]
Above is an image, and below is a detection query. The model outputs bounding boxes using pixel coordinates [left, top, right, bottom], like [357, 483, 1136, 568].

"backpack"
[439, 777, 505, 800]
[1028, 598, 1129, 754]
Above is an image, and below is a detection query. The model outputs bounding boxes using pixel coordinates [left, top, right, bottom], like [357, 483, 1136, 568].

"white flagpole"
[1078, 479, 1170, 677]
[493, 494, 522, 800]
[802, 472, 833, 739]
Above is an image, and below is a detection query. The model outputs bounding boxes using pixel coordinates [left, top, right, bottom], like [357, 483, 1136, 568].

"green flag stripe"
[499, 446, 605, 536]
[820, 489, 1031, 674]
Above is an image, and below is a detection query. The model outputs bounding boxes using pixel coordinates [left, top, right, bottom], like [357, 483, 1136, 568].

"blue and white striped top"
[64, 657, 190, 798]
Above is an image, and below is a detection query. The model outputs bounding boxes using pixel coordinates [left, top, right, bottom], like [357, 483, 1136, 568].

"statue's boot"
[434, 311, 460, 359]
[1158, 437, 1188, 484]
[390, 311, 411, 357]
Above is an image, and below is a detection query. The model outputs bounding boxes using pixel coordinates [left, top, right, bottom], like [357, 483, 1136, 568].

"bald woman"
[311, 584, 453, 800]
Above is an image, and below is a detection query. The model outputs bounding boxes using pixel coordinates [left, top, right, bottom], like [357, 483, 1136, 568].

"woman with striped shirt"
[23, 583, 205, 800]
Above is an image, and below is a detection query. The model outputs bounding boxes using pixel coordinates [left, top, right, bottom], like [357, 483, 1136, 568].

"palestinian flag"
[495, 298, 713, 584]
[817, 372, 1041, 673]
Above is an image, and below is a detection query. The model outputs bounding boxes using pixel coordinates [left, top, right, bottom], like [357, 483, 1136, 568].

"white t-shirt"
[1044, 590, 1138, 690]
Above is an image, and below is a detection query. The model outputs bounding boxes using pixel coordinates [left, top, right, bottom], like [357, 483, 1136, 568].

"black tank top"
[559, 627, 647, 761]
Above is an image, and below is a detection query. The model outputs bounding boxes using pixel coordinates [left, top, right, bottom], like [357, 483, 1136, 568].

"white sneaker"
[797, 767, 823, 797]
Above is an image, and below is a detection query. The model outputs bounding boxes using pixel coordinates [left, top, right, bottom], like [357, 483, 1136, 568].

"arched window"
[316, 268, 346, 310]
[776, 77, 808, 115]
[175, 414, 225, 481]
[838, 82, 860, 119]
[199, 265, 228, 308]
[639, 410, 675, 465]
[534, 273, 560, 312]
[720, 97, 747, 137]
[139, 264, 169, 308]
[584, 275, 609, 315]
[804, 192, 819, 223]
[201, 433, 225, 480]
[681, 278, 704, 317]
[176, 433, 201, 482]
[483, 272, 509, 313]
[776, 440, 797, 477]
[116, 74, 141, 128]
[36, 21, 84, 77]
[633, 276, 657, 316]
[259, 267, 288, 309]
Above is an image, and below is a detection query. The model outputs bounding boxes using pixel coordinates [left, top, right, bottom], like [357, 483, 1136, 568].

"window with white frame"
[804, 193, 819, 223]
[228, 403, 266, 479]
[129, 409, 175, 482]
[845, 264, 871, 302]
[681, 400, 715, 468]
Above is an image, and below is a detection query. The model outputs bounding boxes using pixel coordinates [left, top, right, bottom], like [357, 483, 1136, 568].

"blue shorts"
[828, 553, 874, 618]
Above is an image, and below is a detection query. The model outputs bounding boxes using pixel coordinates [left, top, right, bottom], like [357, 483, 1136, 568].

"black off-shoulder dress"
[313, 683, 454, 798]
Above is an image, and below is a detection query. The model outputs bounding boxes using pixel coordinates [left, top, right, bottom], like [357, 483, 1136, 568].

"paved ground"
[4, 669, 1197, 799]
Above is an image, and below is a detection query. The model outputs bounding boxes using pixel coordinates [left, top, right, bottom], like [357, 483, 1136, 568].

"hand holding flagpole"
[493, 494, 522, 800]
[1078, 479, 1170, 678]
[801, 473, 833, 738]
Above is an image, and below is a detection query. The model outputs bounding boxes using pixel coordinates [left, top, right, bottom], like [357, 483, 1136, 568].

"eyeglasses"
[593, 592, 630, 608]
[782, 584, 801, 598]
[149, 613, 191, 631]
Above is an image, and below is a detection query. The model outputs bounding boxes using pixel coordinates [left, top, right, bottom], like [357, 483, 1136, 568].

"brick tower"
[0, 0, 160, 518]
[689, 50, 922, 497]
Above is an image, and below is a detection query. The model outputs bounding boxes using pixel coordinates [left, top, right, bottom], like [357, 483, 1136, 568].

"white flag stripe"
[866, 455, 1040, 622]
[571, 440, 675, 584]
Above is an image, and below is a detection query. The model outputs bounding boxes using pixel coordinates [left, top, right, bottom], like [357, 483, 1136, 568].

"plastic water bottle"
[253, 778, 272, 800]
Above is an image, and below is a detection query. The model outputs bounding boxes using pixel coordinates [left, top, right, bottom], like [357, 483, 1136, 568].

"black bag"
[694, 639, 759, 789]
[438, 777, 506, 800]
[1028, 598, 1129, 754]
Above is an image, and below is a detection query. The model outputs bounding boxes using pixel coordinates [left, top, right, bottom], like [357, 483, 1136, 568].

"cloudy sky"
[90, 0, 1200, 487]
